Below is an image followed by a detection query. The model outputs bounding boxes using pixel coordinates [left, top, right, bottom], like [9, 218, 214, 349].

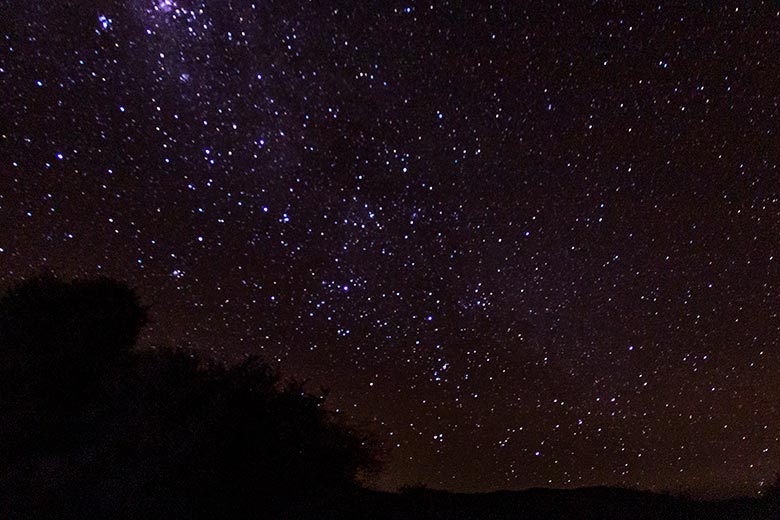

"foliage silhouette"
[0, 275, 380, 519]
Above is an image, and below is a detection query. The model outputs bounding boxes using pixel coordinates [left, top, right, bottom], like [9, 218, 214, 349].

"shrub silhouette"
[0, 275, 380, 519]
[0, 276, 147, 459]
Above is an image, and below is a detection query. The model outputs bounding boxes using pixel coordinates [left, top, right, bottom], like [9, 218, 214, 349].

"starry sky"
[2, 1, 780, 498]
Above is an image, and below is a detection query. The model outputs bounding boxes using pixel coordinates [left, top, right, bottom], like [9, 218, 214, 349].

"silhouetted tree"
[0, 275, 380, 519]
[0, 275, 147, 459]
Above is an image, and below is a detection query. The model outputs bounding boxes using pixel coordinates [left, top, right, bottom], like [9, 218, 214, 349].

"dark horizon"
[3, 1, 780, 502]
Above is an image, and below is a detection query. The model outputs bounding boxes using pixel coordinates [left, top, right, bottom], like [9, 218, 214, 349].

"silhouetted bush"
[0, 275, 380, 519]
[0, 276, 147, 460]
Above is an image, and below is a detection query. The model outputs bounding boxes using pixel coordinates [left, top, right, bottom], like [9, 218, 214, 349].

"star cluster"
[3, 2, 780, 497]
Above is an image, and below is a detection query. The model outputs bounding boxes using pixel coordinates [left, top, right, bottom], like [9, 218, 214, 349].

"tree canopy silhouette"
[0, 275, 380, 519]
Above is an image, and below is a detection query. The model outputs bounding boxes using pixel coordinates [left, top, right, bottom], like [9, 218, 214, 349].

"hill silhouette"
[352, 486, 777, 519]
[0, 275, 777, 519]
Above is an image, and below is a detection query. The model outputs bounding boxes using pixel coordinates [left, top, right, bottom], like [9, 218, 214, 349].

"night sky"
[2, 1, 780, 498]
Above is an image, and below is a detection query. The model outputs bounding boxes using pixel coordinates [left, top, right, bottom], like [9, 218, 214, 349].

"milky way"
[3, 2, 780, 497]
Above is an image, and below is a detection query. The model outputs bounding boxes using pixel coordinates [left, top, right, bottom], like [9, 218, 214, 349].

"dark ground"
[335, 487, 777, 520]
